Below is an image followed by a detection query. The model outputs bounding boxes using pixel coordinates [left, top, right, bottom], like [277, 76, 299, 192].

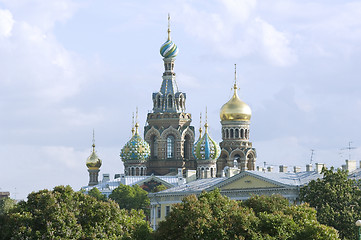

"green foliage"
[155, 189, 339, 240]
[109, 184, 150, 216]
[0, 185, 152, 240]
[0, 197, 16, 215]
[88, 187, 107, 201]
[300, 167, 361, 240]
[152, 184, 168, 193]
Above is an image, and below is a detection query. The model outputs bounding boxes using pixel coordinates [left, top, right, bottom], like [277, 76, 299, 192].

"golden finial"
[167, 13, 171, 41]
[131, 112, 135, 136]
[199, 112, 203, 139]
[135, 107, 139, 135]
[204, 107, 209, 133]
[92, 129, 95, 150]
[233, 64, 238, 91]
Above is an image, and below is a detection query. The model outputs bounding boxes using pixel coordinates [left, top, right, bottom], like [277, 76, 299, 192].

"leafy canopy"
[155, 189, 339, 240]
[300, 167, 361, 240]
[109, 184, 150, 216]
[0, 185, 152, 240]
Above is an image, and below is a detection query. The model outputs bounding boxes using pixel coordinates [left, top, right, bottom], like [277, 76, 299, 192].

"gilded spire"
[233, 63, 238, 92]
[219, 64, 252, 121]
[135, 107, 139, 135]
[86, 129, 102, 170]
[199, 112, 203, 139]
[92, 129, 96, 151]
[167, 13, 171, 41]
[204, 107, 209, 133]
[131, 112, 135, 136]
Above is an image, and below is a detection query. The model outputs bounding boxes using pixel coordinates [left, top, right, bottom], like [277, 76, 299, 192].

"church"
[83, 16, 258, 193]
[82, 18, 336, 230]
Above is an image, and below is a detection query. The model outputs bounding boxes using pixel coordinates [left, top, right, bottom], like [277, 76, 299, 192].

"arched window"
[151, 135, 158, 158]
[131, 168, 135, 176]
[168, 95, 173, 108]
[230, 129, 234, 138]
[226, 129, 229, 138]
[167, 135, 175, 159]
[245, 129, 248, 139]
[179, 96, 183, 109]
[183, 135, 190, 159]
[235, 129, 239, 138]
[241, 129, 244, 139]
[157, 96, 161, 108]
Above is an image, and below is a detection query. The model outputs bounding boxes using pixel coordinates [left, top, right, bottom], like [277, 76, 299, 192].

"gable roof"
[210, 171, 323, 190]
[151, 170, 323, 197]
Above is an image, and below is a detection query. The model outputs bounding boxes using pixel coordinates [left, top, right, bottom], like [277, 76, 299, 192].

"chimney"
[293, 166, 301, 173]
[279, 165, 288, 173]
[102, 173, 110, 182]
[315, 163, 325, 173]
[226, 168, 240, 178]
[178, 168, 184, 185]
[306, 164, 313, 172]
[346, 160, 357, 172]
[186, 170, 196, 183]
[267, 166, 273, 172]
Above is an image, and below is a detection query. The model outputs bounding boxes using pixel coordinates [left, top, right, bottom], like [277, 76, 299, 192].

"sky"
[1, 0, 361, 200]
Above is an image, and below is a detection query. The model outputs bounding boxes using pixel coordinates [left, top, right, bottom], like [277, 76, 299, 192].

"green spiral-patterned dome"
[193, 124, 220, 160]
[120, 126, 150, 162]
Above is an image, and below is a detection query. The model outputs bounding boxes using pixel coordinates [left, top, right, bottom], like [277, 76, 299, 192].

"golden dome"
[220, 83, 251, 121]
[86, 143, 102, 169]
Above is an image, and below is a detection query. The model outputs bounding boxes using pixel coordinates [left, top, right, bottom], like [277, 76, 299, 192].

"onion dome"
[120, 123, 150, 162]
[220, 83, 251, 121]
[193, 123, 220, 160]
[160, 39, 178, 58]
[86, 143, 102, 169]
[160, 14, 178, 58]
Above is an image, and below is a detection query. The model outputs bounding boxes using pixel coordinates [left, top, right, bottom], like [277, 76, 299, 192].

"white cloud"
[0, 9, 14, 37]
[221, 0, 256, 23]
[0, 0, 78, 31]
[256, 18, 297, 66]
[0, 5, 88, 104]
[177, 0, 296, 66]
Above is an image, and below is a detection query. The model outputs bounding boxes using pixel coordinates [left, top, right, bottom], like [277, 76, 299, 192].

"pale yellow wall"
[155, 203, 173, 226]
[221, 175, 279, 190]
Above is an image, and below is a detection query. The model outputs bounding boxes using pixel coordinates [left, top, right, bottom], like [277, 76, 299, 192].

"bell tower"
[144, 15, 195, 175]
[216, 65, 257, 177]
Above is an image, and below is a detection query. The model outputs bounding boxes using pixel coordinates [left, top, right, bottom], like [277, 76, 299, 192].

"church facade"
[85, 17, 258, 187]
[84, 17, 257, 191]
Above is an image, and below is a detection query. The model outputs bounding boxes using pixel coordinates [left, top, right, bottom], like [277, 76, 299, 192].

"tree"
[0, 197, 16, 215]
[88, 187, 107, 201]
[152, 184, 168, 193]
[0, 185, 152, 240]
[300, 167, 361, 240]
[109, 184, 150, 216]
[155, 189, 339, 240]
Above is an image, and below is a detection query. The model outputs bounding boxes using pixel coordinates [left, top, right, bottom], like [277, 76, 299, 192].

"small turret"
[86, 131, 102, 186]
